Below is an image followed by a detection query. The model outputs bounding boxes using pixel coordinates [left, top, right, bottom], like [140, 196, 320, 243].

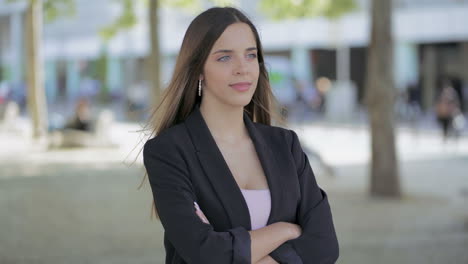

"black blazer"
[143, 105, 339, 264]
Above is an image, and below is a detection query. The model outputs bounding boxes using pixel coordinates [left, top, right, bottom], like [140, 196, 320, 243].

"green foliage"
[99, 0, 138, 41]
[161, 0, 201, 11]
[209, 0, 238, 7]
[159, 0, 239, 14]
[269, 71, 284, 84]
[0, 64, 12, 81]
[99, 0, 241, 41]
[93, 49, 110, 102]
[259, 0, 357, 20]
[99, 0, 200, 41]
[6, 0, 76, 22]
[43, 0, 75, 22]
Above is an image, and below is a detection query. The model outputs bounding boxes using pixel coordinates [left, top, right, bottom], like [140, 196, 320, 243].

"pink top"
[240, 188, 271, 230]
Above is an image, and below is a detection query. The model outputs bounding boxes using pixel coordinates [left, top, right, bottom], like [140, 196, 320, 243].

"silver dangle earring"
[198, 80, 202, 96]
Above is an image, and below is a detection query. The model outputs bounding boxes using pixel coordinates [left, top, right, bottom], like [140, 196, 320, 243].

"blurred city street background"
[1, 0, 468, 263]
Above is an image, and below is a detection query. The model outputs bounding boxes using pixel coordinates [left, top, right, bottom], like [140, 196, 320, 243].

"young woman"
[143, 7, 338, 264]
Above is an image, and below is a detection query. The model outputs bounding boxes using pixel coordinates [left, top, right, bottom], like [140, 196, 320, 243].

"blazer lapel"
[243, 111, 283, 225]
[184, 105, 283, 229]
[184, 105, 251, 229]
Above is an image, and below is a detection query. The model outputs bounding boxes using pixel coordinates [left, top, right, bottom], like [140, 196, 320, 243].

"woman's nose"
[234, 60, 248, 75]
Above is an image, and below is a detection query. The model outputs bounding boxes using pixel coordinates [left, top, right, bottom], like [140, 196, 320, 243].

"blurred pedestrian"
[435, 80, 461, 141]
[315, 77, 331, 113]
[64, 98, 92, 131]
[142, 7, 338, 264]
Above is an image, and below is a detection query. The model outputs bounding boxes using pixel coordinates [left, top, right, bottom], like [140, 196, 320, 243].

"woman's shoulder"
[143, 122, 188, 153]
[252, 122, 296, 146]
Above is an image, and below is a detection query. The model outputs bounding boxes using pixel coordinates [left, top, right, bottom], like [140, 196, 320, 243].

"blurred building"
[256, 0, 468, 113]
[0, 0, 467, 119]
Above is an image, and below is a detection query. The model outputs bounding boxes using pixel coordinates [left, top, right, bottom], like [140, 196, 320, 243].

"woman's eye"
[247, 53, 257, 59]
[218, 56, 230, 62]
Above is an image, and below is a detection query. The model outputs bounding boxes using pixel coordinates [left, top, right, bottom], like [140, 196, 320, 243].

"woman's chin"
[226, 97, 254, 108]
[202, 92, 254, 109]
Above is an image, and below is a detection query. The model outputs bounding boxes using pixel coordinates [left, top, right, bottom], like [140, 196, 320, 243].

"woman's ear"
[199, 74, 204, 81]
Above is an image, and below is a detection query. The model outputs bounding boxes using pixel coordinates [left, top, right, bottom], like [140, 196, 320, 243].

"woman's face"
[201, 22, 260, 108]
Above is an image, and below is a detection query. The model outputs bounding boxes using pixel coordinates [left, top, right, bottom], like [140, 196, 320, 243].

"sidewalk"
[3, 116, 467, 166]
[317, 156, 468, 264]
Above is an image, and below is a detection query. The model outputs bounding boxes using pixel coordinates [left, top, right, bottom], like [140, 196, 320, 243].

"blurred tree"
[100, 0, 165, 106]
[7, 0, 76, 140]
[93, 50, 109, 102]
[148, 0, 162, 106]
[364, 0, 401, 197]
[42, 0, 75, 22]
[26, 0, 48, 140]
[259, 0, 356, 20]
[259, 0, 401, 198]
[99, 0, 138, 40]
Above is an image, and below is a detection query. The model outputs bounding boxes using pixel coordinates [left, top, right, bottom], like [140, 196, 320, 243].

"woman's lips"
[229, 82, 251, 92]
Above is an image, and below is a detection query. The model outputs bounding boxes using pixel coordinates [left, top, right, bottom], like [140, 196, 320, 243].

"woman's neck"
[199, 100, 249, 144]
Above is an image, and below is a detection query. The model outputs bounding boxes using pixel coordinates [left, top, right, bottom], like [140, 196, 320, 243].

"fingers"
[196, 210, 210, 224]
[194, 201, 210, 224]
[255, 255, 279, 264]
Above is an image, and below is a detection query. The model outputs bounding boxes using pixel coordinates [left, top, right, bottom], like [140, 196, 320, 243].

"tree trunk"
[26, 0, 48, 140]
[148, 0, 161, 105]
[365, 0, 401, 197]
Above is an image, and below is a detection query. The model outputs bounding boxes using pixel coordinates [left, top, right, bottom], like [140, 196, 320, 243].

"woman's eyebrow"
[212, 47, 257, 55]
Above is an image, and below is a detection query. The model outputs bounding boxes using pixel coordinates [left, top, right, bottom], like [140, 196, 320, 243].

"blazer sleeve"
[270, 242, 303, 264]
[143, 138, 251, 264]
[287, 130, 340, 263]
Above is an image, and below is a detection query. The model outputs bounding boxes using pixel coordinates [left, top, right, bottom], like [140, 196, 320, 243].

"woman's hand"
[279, 222, 302, 240]
[194, 201, 210, 224]
[256, 255, 280, 264]
[289, 223, 302, 240]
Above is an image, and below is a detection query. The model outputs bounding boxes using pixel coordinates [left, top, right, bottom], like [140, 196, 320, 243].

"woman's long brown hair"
[140, 7, 285, 219]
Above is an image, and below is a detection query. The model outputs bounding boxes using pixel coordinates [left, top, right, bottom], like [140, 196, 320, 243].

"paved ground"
[1, 119, 468, 263]
[325, 159, 468, 264]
